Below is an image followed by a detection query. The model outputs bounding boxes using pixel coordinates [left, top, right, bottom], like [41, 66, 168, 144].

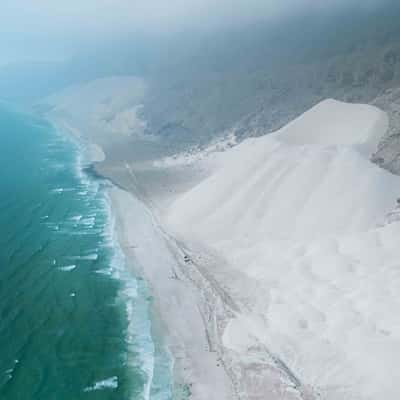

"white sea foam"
[94, 268, 112, 276]
[103, 190, 159, 400]
[3, 359, 20, 382]
[83, 376, 118, 392]
[48, 106, 171, 400]
[59, 265, 77, 272]
[68, 254, 98, 261]
[81, 217, 96, 226]
[51, 188, 75, 194]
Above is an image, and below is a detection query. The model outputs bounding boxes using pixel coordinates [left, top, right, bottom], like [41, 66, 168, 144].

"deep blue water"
[0, 104, 172, 399]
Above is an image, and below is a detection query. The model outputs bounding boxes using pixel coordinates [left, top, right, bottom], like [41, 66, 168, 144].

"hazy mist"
[0, 0, 390, 64]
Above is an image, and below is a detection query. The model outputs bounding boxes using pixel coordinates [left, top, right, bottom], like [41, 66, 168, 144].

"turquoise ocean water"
[0, 104, 172, 399]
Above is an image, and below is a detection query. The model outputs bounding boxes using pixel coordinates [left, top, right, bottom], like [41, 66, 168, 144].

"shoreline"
[109, 186, 236, 400]
[45, 107, 313, 400]
[44, 112, 177, 398]
[107, 179, 307, 400]
[47, 112, 236, 399]
[12, 76, 400, 399]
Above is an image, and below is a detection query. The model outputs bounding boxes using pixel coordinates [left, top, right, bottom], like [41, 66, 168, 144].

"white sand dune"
[43, 76, 149, 141]
[166, 99, 400, 399]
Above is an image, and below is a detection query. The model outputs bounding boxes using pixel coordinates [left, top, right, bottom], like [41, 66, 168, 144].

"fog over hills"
[141, 1, 400, 144]
[5, 2, 400, 399]
[3, 0, 400, 168]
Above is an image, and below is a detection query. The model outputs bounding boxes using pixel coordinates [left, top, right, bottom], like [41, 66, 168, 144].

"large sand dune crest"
[167, 99, 400, 399]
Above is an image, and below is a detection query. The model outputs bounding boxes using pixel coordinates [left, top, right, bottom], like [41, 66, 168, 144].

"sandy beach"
[7, 2, 400, 398]
[110, 187, 236, 399]
[45, 113, 238, 398]
[40, 78, 317, 399]
[42, 78, 400, 400]
[108, 184, 308, 400]
[56, 116, 304, 398]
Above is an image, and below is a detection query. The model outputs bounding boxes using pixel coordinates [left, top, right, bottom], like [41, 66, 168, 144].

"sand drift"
[166, 99, 400, 399]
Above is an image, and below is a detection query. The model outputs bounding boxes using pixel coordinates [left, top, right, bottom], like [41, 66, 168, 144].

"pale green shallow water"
[0, 105, 173, 400]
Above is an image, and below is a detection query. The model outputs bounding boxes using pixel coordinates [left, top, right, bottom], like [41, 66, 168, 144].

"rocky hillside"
[141, 1, 400, 153]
